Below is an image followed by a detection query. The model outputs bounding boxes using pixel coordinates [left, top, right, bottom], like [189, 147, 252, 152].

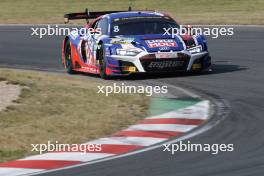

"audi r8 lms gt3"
[62, 9, 212, 79]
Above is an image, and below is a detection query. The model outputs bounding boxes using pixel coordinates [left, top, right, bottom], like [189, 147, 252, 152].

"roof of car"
[105, 11, 166, 20]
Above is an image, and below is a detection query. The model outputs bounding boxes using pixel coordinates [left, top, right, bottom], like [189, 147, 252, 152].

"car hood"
[110, 34, 185, 52]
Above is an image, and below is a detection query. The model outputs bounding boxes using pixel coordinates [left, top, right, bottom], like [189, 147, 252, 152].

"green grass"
[0, 69, 150, 162]
[0, 0, 263, 24]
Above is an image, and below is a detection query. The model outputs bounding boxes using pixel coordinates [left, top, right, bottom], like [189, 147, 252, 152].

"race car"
[62, 8, 211, 79]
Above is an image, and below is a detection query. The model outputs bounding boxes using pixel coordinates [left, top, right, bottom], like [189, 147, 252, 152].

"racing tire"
[98, 45, 110, 79]
[64, 40, 75, 74]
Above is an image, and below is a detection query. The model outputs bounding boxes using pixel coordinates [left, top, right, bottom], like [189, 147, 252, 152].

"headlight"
[116, 49, 141, 56]
[187, 45, 202, 54]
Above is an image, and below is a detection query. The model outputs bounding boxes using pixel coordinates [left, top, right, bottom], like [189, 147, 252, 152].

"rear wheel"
[64, 40, 75, 74]
[98, 45, 110, 79]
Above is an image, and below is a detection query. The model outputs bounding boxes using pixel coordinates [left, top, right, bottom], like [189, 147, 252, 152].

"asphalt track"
[1, 26, 264, 176]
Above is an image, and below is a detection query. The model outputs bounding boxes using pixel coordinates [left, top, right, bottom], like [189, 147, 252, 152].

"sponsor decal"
[155, 52, 178, 59]
[110, 38, 134, 44]
[159, 46, 170, 51]
[146, 39, 177, 48]
[148, 60, 184, 69]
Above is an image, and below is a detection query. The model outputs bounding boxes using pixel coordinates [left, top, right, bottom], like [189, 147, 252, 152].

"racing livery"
[62, 9, 212, 79]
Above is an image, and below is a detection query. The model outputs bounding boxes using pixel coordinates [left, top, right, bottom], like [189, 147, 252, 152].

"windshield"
[111, 17, 179, 36]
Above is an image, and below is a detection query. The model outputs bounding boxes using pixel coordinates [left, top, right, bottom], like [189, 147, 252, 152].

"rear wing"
[64, 8, 129, 23]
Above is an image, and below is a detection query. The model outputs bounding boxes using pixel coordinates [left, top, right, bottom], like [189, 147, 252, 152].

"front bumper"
[107, 51, 211, 75]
